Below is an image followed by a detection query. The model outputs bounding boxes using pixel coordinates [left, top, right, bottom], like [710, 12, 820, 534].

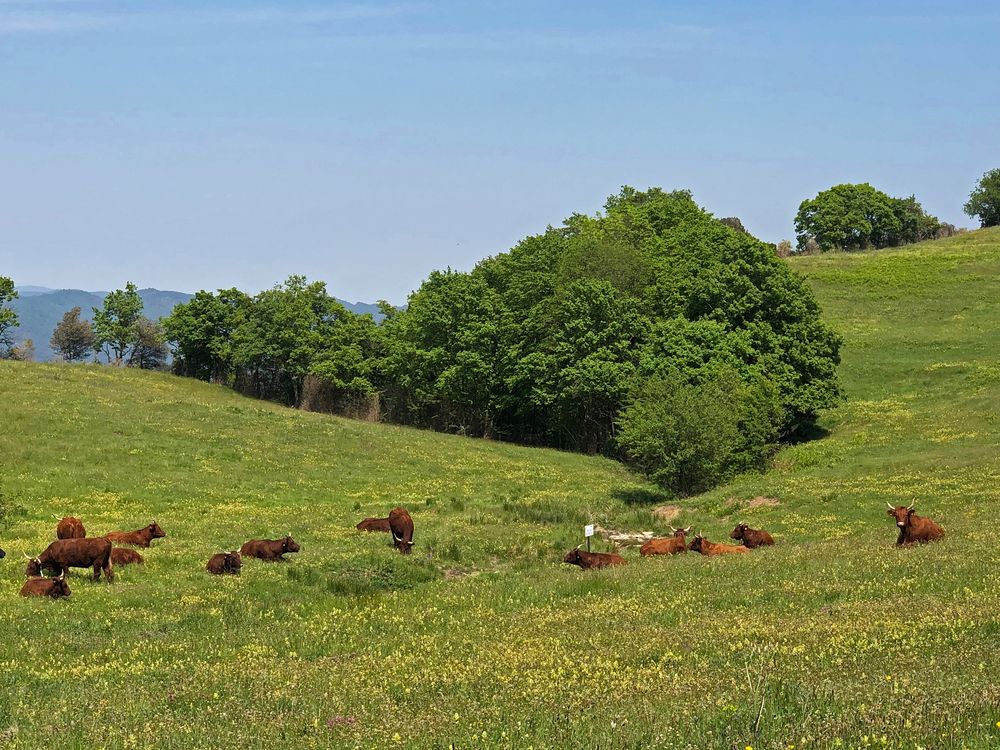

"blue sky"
[1, 1, 997, 303]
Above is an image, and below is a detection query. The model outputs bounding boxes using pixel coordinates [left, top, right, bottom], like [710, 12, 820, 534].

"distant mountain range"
[10, 286, 387, 362]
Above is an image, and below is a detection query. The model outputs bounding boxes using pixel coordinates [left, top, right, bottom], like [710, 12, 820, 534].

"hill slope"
[2, 229, 1000, 749]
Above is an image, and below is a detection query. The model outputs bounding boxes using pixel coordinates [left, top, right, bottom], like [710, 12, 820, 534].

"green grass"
[2, 228, 1000, 749]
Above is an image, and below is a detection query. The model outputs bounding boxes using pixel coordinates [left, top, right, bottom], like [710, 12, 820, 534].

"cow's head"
[50, 572, 70, 598]
[886, 502, 915, 528]
[688, 533, 706, 553]
[393, 532, 414, 555]
[562, 546, 584, 566]
[225, 551, 242, 573]
[149, 522, 166, 540]
[283, 535, 300, 553]
[669, 525, 692, 539]
[730, 523, 749, 541]
[24, 555, 42, 577]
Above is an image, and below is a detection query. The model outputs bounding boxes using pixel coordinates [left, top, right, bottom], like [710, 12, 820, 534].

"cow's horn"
[57, 571, 65, 580]
[669, 525, 677, 532]
[683, 526, 692, 533]
[23, 552, 32, 559]
[907, 501, 915, 511]
[887, 502, 895, 510]
[393, 533, 402, 542]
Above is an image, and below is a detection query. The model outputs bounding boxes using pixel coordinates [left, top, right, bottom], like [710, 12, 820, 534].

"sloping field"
[1, 228, 1000, 749]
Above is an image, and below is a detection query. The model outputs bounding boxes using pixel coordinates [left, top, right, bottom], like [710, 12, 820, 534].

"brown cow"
[206, 551, 242, 575]
[240, 535, 300, 561]
[104, 522, 166, 548]
[388, 507, 414, 555]
[56, 516, 86, 540]
[111, 548, 144, 566]
[640, 526, 692, 557]
[730, 522, 775, 549]
[562, 546, 627, 569]
[356, 517, 392, 532]
[887, 502, 944, 546]
[25, 538, 114, 581]
[688, 533, 749, 556]
[20, 572, 71, 598]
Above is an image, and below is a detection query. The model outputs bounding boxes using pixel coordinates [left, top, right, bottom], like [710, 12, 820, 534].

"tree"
[964, 168, 1000, 227]
[92, 283, 143, 364]
[795, 183, 901, 251]
[0, 276, 19, 357]
[9, 338, 35, 362]
[50, 307, 96, 362]
[164, 289, 248, 382]
[775, 240, 794, 258]
[129, 317, 169, 370]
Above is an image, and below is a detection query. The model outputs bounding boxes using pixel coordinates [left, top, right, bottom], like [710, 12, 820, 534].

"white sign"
[584, 524, 595, 538]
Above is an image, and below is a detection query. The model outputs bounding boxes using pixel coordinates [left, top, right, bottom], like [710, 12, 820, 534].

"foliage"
[795, 183, 940, 251]
[0, 275, 18, 356]
[92, 282, 144, 364]
[129, 317, 169, 369]
[964, 168, 1000, 227]
[50, 306, 96, 361]
[8, 338, 35, 362]
[164, 289, 248, 382]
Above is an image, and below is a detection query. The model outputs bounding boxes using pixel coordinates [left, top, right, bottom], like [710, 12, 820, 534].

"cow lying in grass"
[687, 533, 749, 556]
[730, 522, 774, 548]
[105, 522, 166, 548]
[640, 526, 691, 556]
[887, 502, 944, 546]
[56, 516, 86, 540]
[563, 546, 626, 569]
[356, 517, 391, 532]
[25, 538, 114, 581]
[111, 548, 144, 566]
[206, 551, 242, 575]
[20, 572, 70, 598]
[241, 535, 300, 561]
[389, 507, 415, 555]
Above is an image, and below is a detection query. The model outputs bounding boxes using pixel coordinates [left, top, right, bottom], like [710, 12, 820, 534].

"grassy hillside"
[2, 228, 1000, 749]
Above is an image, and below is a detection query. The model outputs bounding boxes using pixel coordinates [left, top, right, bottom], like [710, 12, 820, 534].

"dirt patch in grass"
[748, 496, 781, 509]
[652, 505, 682, 522]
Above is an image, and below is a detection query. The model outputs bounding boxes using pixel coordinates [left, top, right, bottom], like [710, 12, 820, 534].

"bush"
[616, 369, 783, 495]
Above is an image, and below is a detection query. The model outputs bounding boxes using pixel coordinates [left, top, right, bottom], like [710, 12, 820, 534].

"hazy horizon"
[3, 0, 998, 302]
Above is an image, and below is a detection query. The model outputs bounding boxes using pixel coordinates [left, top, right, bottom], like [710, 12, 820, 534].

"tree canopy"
[50, 306, 96, 362]
[93, 283, 144, 364]
[964, 168, 1000, 228]
[0, 276, 18, 357]
[795, 183, 940, 251]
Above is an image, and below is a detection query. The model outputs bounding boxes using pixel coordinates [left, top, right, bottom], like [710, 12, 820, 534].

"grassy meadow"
[2, 228, 1000, 749]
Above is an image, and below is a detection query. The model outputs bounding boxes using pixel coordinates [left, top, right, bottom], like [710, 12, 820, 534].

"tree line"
[2, 172, 997, 495]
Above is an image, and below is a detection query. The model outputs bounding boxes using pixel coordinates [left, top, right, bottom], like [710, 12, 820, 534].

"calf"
[388, 507, 415, 555]
[56, 516, 86, 540]
[887, 502, 944, 546]
[104, 522, 166, 548]
[111, 548, 144, 566]
[206, 551, 242, 575]
[25, 538, 114, 581]
[730, 522, 774, 549]
[356, 517, 392, 532]
[562, 546, 627, 569]
[240, 535, 300, 561]
[20, 573, 71, 599]
[640, 526, 692, 557]
[688, 533, 749, 556]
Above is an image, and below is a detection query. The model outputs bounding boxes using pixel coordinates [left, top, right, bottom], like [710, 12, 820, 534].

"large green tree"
[0, 276, 18, 357]
[964, 168, 1000, 228]
[92, 282, 144, 364]
[164, 289, 249, 382]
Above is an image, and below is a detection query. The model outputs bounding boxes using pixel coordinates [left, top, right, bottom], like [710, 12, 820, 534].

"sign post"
[584, 524, 594, 553]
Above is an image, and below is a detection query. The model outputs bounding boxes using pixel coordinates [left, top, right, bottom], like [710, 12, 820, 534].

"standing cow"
[640, 526, 692, 557]
[730, 522, 774, 549]
[240, 535, 300, 561]
[104, 522, 166, 548]
[56, 516, 86, 540]
[20, 572, 71, 599]
[388, 507, 414, 555]
[887, 502, 944, 546]
[206, 551, 242, 575]
[25, 538, 114, 581]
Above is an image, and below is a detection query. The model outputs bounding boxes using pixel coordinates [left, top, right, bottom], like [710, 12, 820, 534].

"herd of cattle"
[7, 502, 943, 595]
[562, 503, 945, 569]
